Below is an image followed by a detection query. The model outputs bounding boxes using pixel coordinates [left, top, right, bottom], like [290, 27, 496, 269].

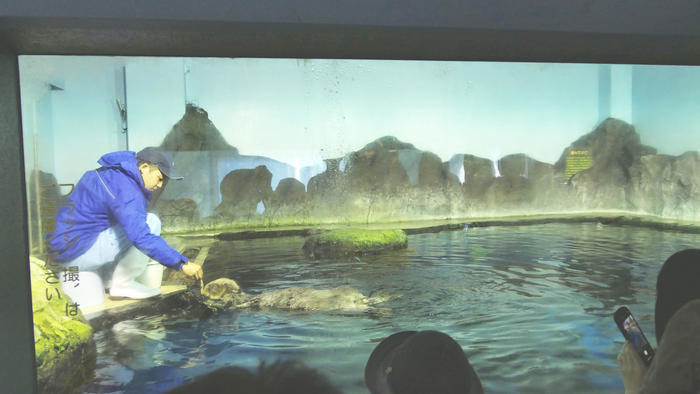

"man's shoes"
[110, 280, 161, 299]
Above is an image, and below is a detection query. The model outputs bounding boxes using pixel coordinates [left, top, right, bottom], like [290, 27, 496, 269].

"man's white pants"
[60, 213, 162, 308]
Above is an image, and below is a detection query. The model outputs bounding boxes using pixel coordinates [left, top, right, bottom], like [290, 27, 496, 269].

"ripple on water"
[84, 223, 700, 394]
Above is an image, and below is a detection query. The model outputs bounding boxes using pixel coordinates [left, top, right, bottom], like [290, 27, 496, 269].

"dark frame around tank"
[2, 1, 700, 392]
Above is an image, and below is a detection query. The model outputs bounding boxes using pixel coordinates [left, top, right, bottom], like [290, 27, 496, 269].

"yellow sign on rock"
[565, 149, 593, 180]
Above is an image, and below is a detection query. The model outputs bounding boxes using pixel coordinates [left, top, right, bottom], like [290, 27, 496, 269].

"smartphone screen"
[614, 306, 655, 365]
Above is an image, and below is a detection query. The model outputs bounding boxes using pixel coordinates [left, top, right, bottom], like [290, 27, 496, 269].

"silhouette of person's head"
[166, 359, 340, 394]
[655, 249, 700, 343]
[365, 330, 483, 394]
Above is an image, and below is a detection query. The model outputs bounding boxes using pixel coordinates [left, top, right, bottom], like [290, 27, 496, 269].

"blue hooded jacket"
[47, 151, 187, 268]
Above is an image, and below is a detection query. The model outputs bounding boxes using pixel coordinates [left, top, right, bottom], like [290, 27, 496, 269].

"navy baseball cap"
[365, 330, 483, 394]
[136, 147, 184, 180]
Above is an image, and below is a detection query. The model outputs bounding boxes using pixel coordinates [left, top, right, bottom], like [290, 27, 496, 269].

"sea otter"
[201, 278, 392, 312]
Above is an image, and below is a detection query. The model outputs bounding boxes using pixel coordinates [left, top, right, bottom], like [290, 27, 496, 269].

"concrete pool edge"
[83, 246, 211, 331]
[165, 211, 700, 241]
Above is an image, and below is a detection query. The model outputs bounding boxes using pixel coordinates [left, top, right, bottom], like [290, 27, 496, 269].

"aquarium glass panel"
[19, 55, 700, 393]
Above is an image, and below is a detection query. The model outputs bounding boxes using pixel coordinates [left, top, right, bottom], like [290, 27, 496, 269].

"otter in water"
[200, 278, 392, 313]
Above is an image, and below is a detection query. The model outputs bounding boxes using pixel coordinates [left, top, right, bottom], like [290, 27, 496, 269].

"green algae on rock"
[30, 257, 96, 394]
[302, 228, 408, 259]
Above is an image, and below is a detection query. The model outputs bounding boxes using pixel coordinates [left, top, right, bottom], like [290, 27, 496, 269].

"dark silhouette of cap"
[136, 147, 183, 180]
[365, 330, 483, 394]
[655, 249, 700, 343]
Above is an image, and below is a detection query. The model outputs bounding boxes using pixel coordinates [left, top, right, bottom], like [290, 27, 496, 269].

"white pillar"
[610, 65, 633, 123]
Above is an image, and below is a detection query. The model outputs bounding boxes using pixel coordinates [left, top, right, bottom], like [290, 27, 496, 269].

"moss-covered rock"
[302, 229, 408, 259]
[30, 257, 96, 393]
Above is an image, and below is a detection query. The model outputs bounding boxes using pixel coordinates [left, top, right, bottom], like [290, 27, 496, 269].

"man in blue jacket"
[48, 147, 203, 308]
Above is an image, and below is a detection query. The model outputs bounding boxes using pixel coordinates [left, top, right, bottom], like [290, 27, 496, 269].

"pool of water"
[81, 223, 700, 393]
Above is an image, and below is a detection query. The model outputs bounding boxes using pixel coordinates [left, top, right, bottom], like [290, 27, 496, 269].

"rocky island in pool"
[302, 229, 408, 259]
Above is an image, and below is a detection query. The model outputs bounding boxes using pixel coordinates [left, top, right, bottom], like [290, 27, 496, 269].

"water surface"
[82, 223, 700, 393]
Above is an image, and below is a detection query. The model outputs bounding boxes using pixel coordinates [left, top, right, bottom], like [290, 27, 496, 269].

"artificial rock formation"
[418, 151, 459, 189]
[266, 177, 309, 220]
[556, 117, 657, 211]
[271, 177, 307, 206]
[462, 154, 496, 198]
[307, 158, 345, 197]
[215, 165, 274, 219]
[305, 158, 352, 220]
[157, 104, 241, 219]
[628, 151, 700, 221]
[344, 136, 414, 193]
[161, 104, 238, 152]
[480, 153, 568, 213]
[151, 111, 700, 229]
[28, 171, 63, 255]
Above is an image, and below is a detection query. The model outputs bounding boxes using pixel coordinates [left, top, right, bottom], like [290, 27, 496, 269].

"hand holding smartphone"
[614, 306, 655, 366]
